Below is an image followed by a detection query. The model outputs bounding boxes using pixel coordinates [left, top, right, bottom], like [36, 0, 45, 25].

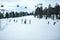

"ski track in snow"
[0, 15, 60, 40]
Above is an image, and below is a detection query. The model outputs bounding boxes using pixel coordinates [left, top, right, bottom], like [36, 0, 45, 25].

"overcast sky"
[0, 0, 60, 12]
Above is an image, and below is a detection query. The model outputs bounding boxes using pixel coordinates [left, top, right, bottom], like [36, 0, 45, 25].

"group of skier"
[9, 18, 58, 25]
[9, 18, 31, 24]
[48, 21, 58, 25]
[21, 18, 31, 24]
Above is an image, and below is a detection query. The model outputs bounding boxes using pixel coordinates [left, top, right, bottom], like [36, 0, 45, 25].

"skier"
[14, 19, 15, 22]
[24, 19, 26, 24]
[21, 18, 23, 24]
[29, 19, 31, 24]
[48, 21, 49, 24]
[53, 22, 56, 25]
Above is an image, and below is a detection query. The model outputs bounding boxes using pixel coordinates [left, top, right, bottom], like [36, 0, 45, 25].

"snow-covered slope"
[0, 15, 60, 40]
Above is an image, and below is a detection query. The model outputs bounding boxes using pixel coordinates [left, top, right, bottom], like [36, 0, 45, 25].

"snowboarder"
[24, 19, 26, 24]
[29, 19, 31, 24]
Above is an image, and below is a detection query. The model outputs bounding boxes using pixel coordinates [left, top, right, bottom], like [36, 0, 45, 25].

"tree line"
[0, 11, 34, 19]
[0, 3, 60, 20]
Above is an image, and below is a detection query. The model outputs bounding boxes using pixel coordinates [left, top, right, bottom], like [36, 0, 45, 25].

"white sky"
[0, 0, 60, 13]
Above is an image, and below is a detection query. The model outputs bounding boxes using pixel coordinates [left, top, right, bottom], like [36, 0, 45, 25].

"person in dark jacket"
[24, 19, 26, 24]
[53, 22, 56, 25]
[14, 19, 15, 22]
[48, 21, 49, 24]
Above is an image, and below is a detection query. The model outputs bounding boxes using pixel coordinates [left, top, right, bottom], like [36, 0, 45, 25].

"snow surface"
[0, 15, 60, 40]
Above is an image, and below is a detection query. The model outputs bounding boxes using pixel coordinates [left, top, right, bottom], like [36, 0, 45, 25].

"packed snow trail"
[0, 15, 60, 40]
